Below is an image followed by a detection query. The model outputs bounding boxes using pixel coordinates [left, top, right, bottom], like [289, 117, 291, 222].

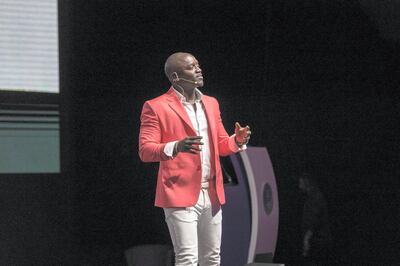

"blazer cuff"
[229, 134, 247, 152]
[164, 140, 178, 159]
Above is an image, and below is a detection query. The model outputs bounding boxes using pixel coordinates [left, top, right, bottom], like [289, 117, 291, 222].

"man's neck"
[184, 88, 196, 102]
[173, 85, 197, 102]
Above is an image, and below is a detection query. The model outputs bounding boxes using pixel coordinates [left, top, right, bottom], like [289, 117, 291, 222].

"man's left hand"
[235, 122, 251, 146]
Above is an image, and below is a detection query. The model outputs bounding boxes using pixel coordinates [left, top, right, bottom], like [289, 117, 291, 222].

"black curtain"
[58, 0, 400, 265]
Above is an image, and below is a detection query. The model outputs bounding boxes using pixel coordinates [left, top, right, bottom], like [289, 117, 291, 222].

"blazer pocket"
[163, 174, 179, 187]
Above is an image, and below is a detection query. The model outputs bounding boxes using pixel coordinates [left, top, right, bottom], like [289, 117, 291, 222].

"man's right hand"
[174, 136, 203, 155]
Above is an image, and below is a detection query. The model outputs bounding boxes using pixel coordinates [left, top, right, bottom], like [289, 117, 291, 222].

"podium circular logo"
[263, 183, 273, 215]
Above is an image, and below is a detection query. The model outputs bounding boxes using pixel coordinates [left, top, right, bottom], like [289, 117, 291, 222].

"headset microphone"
[173, 72, 198, 85]
[179, 77, 198, 85]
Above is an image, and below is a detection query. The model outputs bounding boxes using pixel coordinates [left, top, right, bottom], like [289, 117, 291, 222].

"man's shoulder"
[201, 94, 220, 108]
[202, 94, 218, 103]
[141, 90, 175, 117]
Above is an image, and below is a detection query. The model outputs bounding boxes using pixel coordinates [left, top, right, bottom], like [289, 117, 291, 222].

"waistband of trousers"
[201, 176, 215, 189]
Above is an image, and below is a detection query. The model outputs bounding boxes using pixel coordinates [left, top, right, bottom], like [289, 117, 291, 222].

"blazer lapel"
[202, 96, 217, 145]
[166, 88, 196, 135]
[202, 96, 217, 176]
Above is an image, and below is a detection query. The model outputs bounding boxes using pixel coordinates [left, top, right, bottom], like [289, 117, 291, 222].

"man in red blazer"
[139, 52, 251, 266]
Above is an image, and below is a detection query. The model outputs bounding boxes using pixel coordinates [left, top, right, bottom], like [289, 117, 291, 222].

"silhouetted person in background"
[298, 173, 332, 265]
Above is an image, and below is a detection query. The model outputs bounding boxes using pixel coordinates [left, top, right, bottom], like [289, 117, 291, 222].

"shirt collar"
[172, 86, 203, 104]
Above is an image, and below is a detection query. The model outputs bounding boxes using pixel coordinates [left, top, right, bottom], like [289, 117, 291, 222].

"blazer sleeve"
[214, 99, 237, 157]
[138, 101, 169, 162]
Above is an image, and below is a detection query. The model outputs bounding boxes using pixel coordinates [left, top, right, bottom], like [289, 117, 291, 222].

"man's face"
[177, 55, 204, 87]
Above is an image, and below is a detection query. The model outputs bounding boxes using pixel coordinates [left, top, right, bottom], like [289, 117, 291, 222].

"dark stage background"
[2, 0, 399, 265]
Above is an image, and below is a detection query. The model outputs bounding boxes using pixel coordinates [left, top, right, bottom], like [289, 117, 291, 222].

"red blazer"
[139, 87, 236, 207]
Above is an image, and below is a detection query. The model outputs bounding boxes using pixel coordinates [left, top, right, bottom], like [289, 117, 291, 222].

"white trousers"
[163, 188, 222, 266]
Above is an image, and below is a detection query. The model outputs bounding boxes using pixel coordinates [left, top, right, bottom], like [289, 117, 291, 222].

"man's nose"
[195, 66, 202, 72]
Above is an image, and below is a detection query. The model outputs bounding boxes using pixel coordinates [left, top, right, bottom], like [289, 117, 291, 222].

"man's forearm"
[139, 142, 169, 162]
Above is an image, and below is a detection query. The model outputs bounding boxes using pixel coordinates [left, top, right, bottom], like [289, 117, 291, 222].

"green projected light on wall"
[0, 108, 60, 173]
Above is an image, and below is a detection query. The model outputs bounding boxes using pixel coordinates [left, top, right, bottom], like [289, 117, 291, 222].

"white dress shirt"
[164, 87, 244, 187]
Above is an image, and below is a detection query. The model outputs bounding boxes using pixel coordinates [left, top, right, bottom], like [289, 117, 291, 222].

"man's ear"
[171, 72, 179, 82]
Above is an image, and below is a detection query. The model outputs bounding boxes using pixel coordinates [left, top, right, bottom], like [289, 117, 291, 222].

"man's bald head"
[163, 52, 204, 90]
[164, 52, 193, 81]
